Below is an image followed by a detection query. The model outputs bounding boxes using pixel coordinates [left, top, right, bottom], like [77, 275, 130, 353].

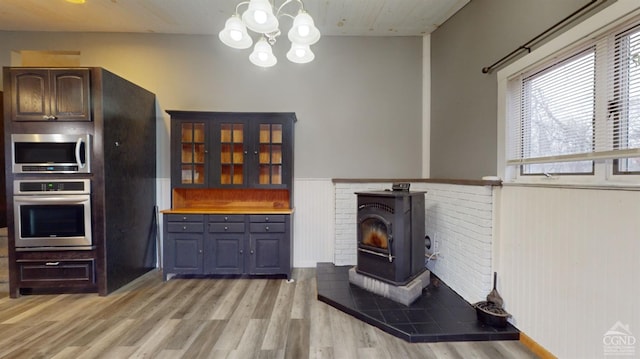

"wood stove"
[355, 190, 426, 286]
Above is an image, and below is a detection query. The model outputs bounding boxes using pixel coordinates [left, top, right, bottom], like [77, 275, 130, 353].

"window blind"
[506, 22, 640, 167]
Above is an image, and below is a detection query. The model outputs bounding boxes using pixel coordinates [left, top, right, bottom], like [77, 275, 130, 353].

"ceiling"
[0, 0, 469, 37]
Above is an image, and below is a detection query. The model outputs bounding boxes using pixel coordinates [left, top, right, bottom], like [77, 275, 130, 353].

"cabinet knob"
[254, 151, 258, 155]
[244, 151, 248, 155]
[182, 216, 187, 220]
[250, 250, 254, 254]
[265, 217, 269, 222]
[199, 249, 203, 254]
[265, 226, 270, 231]
[240, 249, 243, 254]
[224, 226, 228, 231]
[224, 216, 228, 221]
[183, 226, 187, 230]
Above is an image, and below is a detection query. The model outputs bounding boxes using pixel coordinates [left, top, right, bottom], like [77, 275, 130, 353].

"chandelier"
[218, 0, 321, 67]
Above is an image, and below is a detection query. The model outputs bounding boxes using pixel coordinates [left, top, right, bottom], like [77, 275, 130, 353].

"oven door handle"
[75, 137, 86, 169]
[14, 195, 89, 204]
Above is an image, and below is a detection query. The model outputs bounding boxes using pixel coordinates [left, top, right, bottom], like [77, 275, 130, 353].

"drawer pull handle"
[45, 262, 60, 266]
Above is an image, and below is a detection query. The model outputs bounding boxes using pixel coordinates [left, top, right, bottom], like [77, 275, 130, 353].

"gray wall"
[430, 0, 601, 179]
[0, 31, 423, 179]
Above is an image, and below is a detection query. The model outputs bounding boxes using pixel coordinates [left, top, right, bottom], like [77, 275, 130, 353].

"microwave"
[12, 134, 91, 174]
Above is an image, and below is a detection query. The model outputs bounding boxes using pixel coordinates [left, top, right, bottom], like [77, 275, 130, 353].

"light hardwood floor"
[0, 268, 539, 358]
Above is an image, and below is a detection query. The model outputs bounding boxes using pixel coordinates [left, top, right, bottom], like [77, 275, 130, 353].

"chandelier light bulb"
[254, 10, 268, 24]
[287, 42, 314, 64]
[288, 11, 320, 45]
[298, 25, 310, 37]
[250, 37, 277, 67]
[230, 30, 242, 41]
[219, 15, 253, 49]
[242, 0, 279, 34]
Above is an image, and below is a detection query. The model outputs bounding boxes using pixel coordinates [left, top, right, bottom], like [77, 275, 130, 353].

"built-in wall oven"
[13, 179, 92, 251]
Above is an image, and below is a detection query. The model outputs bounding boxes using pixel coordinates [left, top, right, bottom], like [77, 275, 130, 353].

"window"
[519, 48, 596, 175]
[503, 13, 640, 183]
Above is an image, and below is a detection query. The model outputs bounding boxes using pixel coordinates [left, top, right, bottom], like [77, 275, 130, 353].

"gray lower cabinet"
[163, 214, 204, 279]
[163, 213, 291, 280]
[248, 215, 289, 275]
[205, 215, 245, 275]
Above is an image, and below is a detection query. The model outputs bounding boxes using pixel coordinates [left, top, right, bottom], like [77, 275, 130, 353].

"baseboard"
[520, 332, 557, 359]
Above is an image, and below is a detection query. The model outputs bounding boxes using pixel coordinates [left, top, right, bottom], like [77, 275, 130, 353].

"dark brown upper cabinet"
[10, 68, 91, 122]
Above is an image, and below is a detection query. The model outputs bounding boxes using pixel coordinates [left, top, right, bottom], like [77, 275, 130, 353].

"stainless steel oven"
[13, 179, 92, 251]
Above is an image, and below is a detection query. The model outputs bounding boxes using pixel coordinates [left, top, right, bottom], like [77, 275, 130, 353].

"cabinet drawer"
[167, 223, 204, 233]
[209, 223, 245, 233]
[17, 259, 95, 285]
[208, 214, 245, 222]
[249, 215, 285, 223]
[166, 214, 205, 222]
[249, 223, 285, 233]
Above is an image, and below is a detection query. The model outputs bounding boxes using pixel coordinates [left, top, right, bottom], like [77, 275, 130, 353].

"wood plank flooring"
[0, 269, 539, 358]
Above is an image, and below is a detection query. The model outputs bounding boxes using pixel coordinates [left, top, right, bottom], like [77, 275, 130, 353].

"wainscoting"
[497, 185, 640, 358]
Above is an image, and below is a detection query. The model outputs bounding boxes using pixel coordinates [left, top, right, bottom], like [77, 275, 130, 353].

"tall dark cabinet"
[0, 92, 5, 228]
[3, 67, 157, 297]
[163, 111, 295, 280]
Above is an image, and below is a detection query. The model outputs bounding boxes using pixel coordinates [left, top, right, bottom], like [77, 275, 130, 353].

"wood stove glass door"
[359, 214, 393, 261]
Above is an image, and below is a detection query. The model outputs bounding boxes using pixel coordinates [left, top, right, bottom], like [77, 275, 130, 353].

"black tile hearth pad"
[316, 263, 520, 343]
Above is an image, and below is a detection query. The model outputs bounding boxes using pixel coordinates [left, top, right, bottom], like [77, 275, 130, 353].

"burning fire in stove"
[361, 221, 389, 249]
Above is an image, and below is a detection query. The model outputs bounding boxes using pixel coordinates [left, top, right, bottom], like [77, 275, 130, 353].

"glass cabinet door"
[180, 122, 206, 185]
[258, 123, 283, 185]
[219, 123, 245, 185]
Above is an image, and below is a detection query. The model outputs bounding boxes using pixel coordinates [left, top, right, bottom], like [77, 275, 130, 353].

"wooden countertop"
[162, 207, 294, 214]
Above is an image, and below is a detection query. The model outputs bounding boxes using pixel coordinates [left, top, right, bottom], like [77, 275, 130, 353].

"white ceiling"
[0, 0, 469, 37]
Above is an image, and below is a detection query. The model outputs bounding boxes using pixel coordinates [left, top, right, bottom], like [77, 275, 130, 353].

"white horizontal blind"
[506, 20, 640, 172]
[611, 24, 640, 172]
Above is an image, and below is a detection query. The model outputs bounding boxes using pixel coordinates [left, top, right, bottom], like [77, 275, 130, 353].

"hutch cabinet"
[163, 111, 295, 280]
[9, 68, 91, 122]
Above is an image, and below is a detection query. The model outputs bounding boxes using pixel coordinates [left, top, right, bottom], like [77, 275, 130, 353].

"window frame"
[497, 2, 640, 186]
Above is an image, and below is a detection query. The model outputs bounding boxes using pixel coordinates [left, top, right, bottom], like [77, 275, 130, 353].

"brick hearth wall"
[334, 181, 496, 303]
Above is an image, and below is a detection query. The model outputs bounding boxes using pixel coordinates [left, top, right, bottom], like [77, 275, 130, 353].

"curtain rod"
[481, 0, 605, 74]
